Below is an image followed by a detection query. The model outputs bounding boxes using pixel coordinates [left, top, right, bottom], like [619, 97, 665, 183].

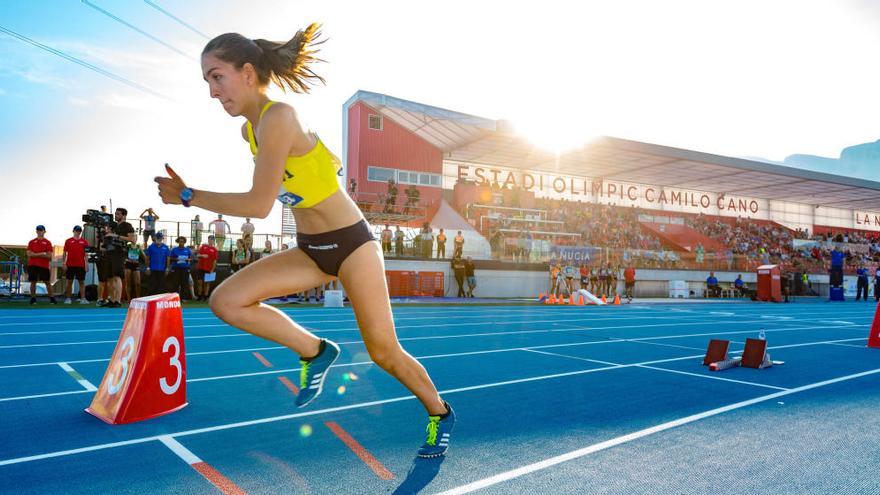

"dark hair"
[116, 207, 127, 216]
[202, 23, 325, 93]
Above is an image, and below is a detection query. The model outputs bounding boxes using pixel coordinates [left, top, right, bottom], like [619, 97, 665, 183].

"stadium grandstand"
[343, 90, 880, 299]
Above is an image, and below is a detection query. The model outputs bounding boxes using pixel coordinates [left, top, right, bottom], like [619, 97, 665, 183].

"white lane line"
[434, 366, 880, 495]
[520, 349, 620, 367]
[158, 436, 202, 464]
[0, 335, 867, 403]
[826, 342, 868, 349]
[0, 320, 868, 369]
[634, 365, 789, 391]
[4, 353, 879, 469]
[523, 349, 788, 392]
[0, 315, 814, 349]
[57, 362, 97, 392]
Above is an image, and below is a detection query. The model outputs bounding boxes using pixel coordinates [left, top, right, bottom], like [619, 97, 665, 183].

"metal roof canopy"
[348, 91, 880, 211]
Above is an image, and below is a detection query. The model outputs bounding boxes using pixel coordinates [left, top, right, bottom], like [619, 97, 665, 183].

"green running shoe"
[295, 339, 340, 408]
[417, 402, 455, 458]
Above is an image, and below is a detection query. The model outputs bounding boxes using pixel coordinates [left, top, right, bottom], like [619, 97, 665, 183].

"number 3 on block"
[160, 336, 182, 395]
[107, 336, 135, 395]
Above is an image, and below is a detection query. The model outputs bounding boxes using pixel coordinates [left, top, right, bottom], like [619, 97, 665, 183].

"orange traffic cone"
[557, 295, 565, 305]
[613, 295, 621, 305]
[601, 295, 607, 303]
[547, 294, 556, 305]
[569, 294, 576, 305]
[577, 295, 585, 306]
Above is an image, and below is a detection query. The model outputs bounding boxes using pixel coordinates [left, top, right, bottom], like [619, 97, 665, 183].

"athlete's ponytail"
[203, 23, 325, 93]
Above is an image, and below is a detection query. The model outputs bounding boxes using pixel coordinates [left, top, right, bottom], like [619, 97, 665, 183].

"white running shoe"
[64, 298, 72, 304]
[79, 299, 90, 304]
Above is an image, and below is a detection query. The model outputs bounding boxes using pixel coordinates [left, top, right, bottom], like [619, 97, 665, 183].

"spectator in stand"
[436, 229, 447, 258]
[856, 265, 870, 301]
[348, 178, 357, 196]
[404, 184, 420, 214]
[241, 217, 255, 249]
[734, 274, 745, 297]
[706, 271, 720, 298]
[394, 226, 405, 256]
[27, 225, 56, 305]
[209, 214, 230, 250]
[261, 239, 273, 260]
[385, 179, 398, 213]
[464, 256, 477, 297]
[381, 224, 393, 254]
[231, 238, 252, 272]
[451, 254, 467, 297]
[145, 232, 171, 294]
[421, 224, 434, 258]
[139, 208, 160, 247]
[726, 249, 734, 271]
[453, 231, 465, 258]
[63, 225, 89, 304]
[195, 235, 218, 301]
[191, 214, 204, 246]
[170, 236, 194, 300]
[124, 241, 144, 301]
[624, 264, 636, 301]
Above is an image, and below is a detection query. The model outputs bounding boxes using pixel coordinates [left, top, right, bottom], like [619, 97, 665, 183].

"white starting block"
[324, 290, 344, 308]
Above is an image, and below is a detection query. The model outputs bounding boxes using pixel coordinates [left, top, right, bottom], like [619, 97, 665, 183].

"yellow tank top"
[246, 101, 342, 209]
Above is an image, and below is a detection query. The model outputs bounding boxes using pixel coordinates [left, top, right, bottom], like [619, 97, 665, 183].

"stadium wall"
[385, 259, 848, 299]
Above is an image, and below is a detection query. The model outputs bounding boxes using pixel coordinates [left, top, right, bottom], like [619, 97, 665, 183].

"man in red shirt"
[195, 235, 219, 301]
[63, 225, 90, 304]
[27, 225, 56, 305]
[623, 264, 636, 302]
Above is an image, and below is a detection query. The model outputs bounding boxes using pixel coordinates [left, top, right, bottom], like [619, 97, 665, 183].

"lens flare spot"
[337, 385, 346, 395]
[299, 424, 313, 437]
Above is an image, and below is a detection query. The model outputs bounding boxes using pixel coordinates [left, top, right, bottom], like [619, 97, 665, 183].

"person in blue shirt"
[170, 236, 194, 300]
[734, 274, 745, 297]
[830, 247, 845, 288]
[144, 232, 171, 294]
[856, 265, 869, 301]
[706, 271, 720, 298]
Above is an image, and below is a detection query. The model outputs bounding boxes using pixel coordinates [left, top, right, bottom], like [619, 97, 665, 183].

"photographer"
[101, 208, 136, 307]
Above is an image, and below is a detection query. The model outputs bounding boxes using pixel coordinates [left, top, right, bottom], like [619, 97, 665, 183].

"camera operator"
[101, 207, 136, 307]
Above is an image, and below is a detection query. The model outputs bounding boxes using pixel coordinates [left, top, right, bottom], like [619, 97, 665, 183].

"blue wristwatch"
[180, 187, 194, 207]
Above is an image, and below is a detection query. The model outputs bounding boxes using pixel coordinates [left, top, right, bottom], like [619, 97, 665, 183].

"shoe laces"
[425, 415, 441, 446]
[299, 360, 310, 389]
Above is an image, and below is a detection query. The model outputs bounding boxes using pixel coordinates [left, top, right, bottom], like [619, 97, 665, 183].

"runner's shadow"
[391, 456, 446, 495]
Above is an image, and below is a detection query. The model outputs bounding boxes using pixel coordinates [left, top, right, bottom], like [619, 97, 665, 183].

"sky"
[2, 0, 880, 245]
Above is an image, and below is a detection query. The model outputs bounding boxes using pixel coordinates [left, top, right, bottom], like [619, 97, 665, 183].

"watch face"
[180, 188, 194, 201]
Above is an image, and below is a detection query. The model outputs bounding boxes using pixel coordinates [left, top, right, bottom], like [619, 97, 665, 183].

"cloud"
[67, 96, 88, 106]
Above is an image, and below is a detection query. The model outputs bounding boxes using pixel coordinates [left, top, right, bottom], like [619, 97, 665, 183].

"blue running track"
[1, 300, 879, 494]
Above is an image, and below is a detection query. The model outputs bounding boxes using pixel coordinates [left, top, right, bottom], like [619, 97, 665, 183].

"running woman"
[154, 24, 453, 457]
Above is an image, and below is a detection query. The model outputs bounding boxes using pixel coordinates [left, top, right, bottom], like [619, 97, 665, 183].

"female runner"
[155, 24, 453, 457]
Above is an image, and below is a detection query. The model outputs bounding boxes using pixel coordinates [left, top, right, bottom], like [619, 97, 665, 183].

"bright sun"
[511, 107, 602, 155]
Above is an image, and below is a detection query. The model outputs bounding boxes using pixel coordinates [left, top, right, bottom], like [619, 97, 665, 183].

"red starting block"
[86, 293, 187, 424]
[702, 339, 730, 366]
[868, 301, 880, 348]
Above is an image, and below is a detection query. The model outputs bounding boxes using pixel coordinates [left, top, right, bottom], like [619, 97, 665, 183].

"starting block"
[741, 338, 781, 369]
[702, 339, 730, 366]
[867, 300, 880, 348]
[86, 293, 188, 424]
